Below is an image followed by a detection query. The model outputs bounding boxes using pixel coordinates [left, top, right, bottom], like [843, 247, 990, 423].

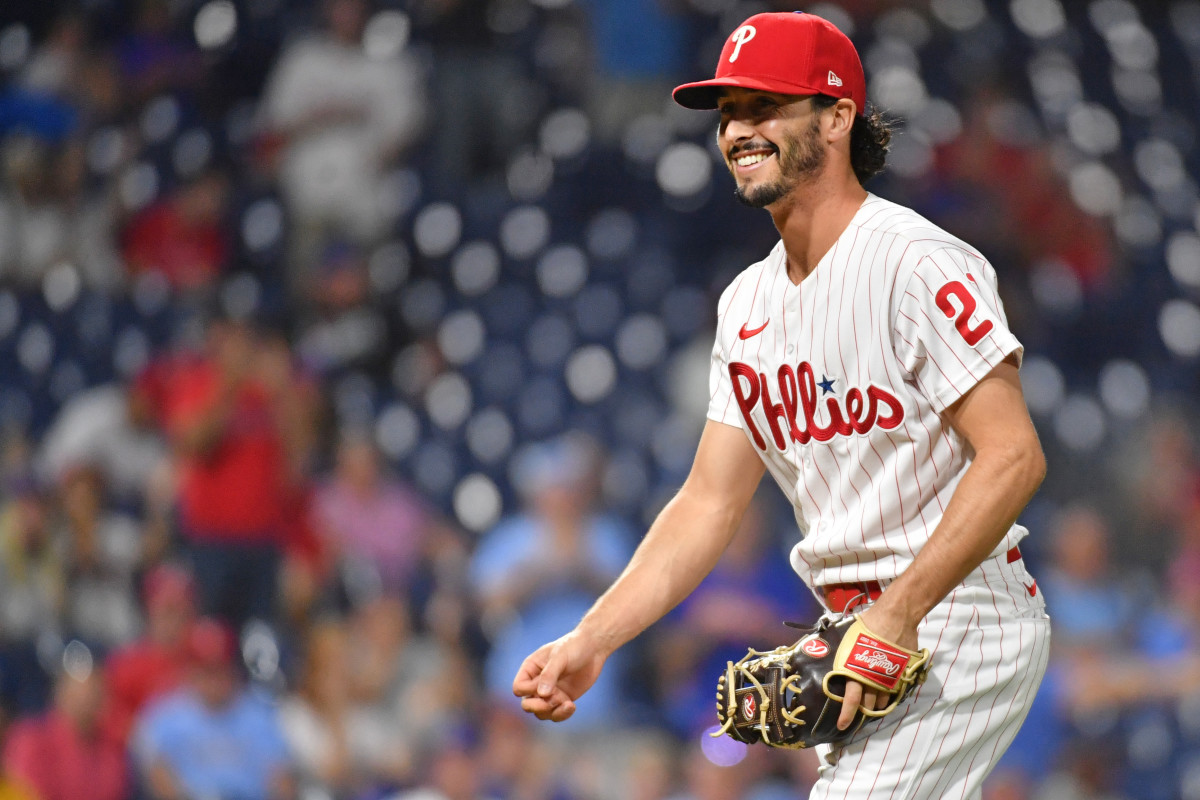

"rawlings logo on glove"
[714, 615, 931, 749]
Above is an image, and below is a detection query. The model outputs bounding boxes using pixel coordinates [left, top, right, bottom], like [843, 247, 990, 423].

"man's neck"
[769, 173, 868, 285]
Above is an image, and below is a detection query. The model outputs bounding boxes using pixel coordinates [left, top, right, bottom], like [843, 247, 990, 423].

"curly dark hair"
[811, 95, 893, 184]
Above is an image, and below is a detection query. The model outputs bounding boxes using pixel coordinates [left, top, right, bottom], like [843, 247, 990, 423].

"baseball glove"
[713, 614, 931, 749]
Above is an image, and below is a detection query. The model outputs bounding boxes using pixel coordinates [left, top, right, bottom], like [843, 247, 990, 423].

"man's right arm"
[512, 419, 765, 722]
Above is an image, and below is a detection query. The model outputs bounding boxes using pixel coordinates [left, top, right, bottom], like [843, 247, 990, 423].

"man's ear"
[824, 98, 857, 144]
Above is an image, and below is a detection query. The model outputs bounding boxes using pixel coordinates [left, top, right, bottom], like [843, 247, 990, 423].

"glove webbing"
[713, 645, 810, 749]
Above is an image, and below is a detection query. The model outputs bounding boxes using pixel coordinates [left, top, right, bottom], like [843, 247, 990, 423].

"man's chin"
[734, 180, 789, 209]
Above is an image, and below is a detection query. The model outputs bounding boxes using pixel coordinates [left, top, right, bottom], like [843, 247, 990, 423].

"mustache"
[727, 142, 778, 159]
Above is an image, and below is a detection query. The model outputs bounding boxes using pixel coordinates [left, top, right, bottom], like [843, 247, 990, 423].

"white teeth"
[735, 153, 769, 166]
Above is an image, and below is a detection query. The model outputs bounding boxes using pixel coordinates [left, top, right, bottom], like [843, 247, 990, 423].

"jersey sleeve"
[706, 283, 740, 426]
[892, 247, 1022, 412]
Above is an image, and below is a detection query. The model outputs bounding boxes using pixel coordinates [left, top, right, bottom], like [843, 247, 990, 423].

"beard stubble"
[733, 116, 826, 209]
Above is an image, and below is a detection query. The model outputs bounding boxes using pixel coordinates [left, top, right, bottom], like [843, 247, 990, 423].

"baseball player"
[513, 12, 1050, 798]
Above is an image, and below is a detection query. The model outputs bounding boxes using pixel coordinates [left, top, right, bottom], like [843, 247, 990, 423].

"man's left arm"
[838, 356, 1045, 728]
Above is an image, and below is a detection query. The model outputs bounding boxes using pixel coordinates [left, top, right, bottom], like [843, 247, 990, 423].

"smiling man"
[513, 12, 1050, 798]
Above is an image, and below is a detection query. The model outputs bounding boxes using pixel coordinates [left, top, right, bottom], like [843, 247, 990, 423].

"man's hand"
[512, 631, 610, 722]
[836, 603, 921, 730]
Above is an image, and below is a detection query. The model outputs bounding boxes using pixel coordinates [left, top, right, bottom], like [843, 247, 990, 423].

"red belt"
[822, 546, 1022, 614]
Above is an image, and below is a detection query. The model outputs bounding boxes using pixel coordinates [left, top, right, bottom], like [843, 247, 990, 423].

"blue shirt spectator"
[133, 618, 295, 800]
[135, 688, 292, 800]
[471, 437, 634, 729]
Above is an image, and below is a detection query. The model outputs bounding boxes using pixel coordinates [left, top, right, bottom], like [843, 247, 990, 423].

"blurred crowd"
[0, 0, 1199, 799]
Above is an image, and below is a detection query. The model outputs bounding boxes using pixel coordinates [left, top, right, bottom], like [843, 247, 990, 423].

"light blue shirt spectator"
[134, 686, 292, 800]
[471, 511, 633, 729]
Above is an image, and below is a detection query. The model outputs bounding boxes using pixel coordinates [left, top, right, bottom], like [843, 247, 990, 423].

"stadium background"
[0, 0, 1198, 797]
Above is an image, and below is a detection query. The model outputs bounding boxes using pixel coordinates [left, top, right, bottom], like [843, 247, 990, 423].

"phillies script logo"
[729, 361, 904, 452]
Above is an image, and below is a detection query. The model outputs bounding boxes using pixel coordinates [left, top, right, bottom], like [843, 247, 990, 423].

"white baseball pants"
[809, 551, 1052, 800]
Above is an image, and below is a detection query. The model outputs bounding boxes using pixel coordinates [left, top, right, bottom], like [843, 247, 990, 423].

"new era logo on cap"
[828, 70, 843, 87]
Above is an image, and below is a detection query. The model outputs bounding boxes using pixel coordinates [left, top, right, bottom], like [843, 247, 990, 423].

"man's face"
[716, 89, 826, 209]
[193, 663, 237, 709]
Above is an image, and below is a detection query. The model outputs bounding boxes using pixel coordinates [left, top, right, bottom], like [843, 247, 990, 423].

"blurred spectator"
[36, 378, 168, 508]
[3, 663, 128, 800]
[18, 12, 88, 99]
[294, 241, 395, 373]
[408, 0, 531, 191]
[932, 91, 1114, 290]
[343, 595, 467, 749]
[664, 744, 764, 800]
[116, 0, 202, 103]
[578, 0, 692, 143]
[55, 466, 142, 647]
[390, 728, 488, 800]
[74, 50, 125, 128]
[162, 315, 318, 629]
[120, 167, 231, 292]
[1040, 505, 1134, 648]
[314, 431, 446, 598]
[471, 436, 634, 728]
[393, 734, 487, 800]
[996, 505, 1145, 795]
[473, 704, 560, 800]
[0, 479, 63, 641]
[0, 3, 1196, 798]
[133, 618, 295, 800]
[0, 705, 35, 800]
[104, 564, 197, 746]
[1125, 413, 1200, 563]
[259, 0, 424, 296]
[279, 616, 413, 798]
[651, 494, 815, 735]
[0, 136, 122, 289]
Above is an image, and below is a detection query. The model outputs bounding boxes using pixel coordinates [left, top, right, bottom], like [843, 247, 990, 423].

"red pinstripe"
[901, 606, 983, 799]
[927, 583, 1005, 798]
[923, 251, 1013, 364]
[949, 576, 1022, 798]
[868, 231, 902, 575]
[840, 593, 954, 799]
[821, 237, 859, 575]
[802, 257, 845, 573]
[713, 269, 751, 414]
[897, 307, 970, 396]
[709, 195, 1026, 589]
[976, 617, 1051, 788]
[719, 261, 768, 418]
[952, 614, 1050, 798]
[876, 599, 973, 800]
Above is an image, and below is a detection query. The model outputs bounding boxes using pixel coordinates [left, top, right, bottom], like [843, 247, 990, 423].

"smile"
[731, 150, 775, 173]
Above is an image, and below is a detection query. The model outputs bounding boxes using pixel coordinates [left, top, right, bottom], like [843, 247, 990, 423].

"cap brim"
[671, 76, 823, 109]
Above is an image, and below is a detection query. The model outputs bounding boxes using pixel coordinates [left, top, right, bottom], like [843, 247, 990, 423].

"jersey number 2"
[935, 281, 993, 346]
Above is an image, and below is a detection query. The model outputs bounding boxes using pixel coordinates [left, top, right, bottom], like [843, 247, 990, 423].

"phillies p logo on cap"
[729, 25, 756, 62]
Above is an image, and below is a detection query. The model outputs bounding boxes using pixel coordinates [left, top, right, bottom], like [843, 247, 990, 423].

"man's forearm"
[575, 483, 749, 656]
[872, 438, 1046, 633]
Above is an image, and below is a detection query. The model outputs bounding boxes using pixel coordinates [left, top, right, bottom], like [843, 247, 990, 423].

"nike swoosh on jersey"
[738, 320, 770, 339]
[1023, 580, 1037, 597]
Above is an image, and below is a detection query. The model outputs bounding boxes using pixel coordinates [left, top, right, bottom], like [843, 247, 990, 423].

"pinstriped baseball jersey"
[708, 193, 1025, 591]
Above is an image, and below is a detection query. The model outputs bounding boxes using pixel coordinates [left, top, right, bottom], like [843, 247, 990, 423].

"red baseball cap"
[673, 12, 866, 115]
